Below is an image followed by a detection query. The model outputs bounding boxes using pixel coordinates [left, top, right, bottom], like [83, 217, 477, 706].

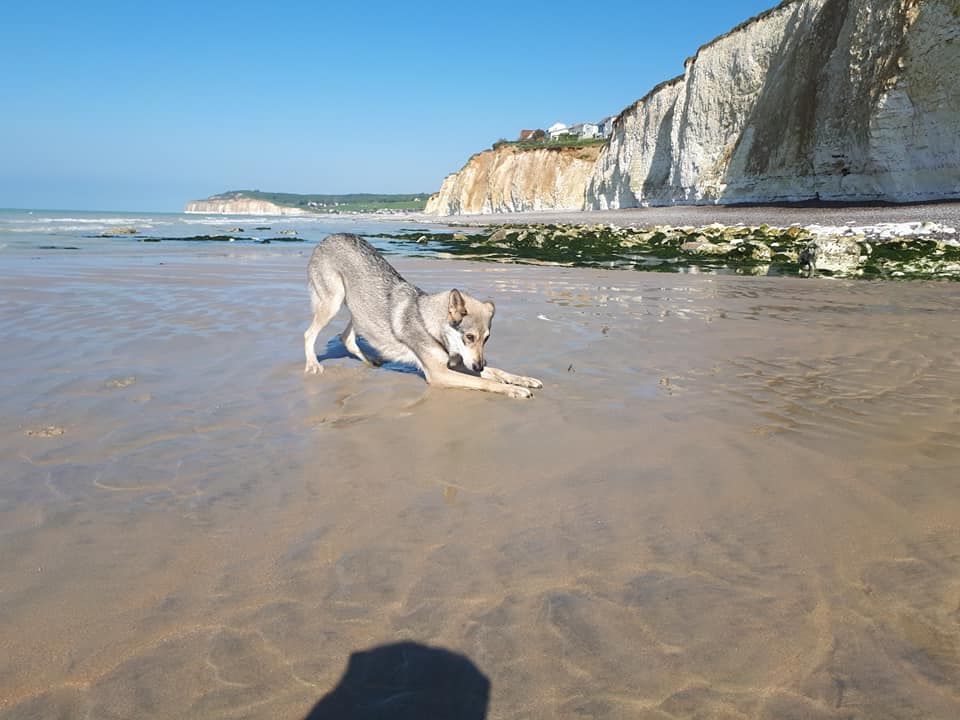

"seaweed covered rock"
[372, 221, 960, 279]
[809, 237, 868, 274]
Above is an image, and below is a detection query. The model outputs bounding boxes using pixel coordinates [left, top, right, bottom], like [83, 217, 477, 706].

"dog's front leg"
[481, 366, 543, 389]
[426, 367, 534, 399]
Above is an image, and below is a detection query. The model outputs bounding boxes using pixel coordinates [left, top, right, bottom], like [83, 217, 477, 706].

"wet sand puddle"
[1, 252, 959, 719]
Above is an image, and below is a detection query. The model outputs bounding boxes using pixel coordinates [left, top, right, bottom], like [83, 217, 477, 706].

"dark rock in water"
[255, 226, 271, 230]
[278, 229, 298, 235]
[38, 245, 79, 250]
[177, 235, 238, 242]
[138, 235, 241, 243]
[97, 226, 138, 236]
[136, 233, 305, 244]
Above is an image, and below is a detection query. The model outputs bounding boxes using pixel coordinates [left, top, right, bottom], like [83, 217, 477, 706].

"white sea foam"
[37, 217, 156, 224]
[2, 224, 157, 233]
[184, 215, 316, 226]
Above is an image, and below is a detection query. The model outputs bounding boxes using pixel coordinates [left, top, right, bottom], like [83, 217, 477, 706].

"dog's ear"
[448, 289, 467, 323]
[484, 300, 495, 318]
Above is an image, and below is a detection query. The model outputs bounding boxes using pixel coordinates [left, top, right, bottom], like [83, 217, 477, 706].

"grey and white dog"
[304, 233, 543, 398]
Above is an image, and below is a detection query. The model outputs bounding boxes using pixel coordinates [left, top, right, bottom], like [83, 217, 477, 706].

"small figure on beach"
[799, 242, 818, 277]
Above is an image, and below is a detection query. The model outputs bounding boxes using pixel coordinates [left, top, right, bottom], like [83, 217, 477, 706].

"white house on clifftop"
[546, 119, 610, 140]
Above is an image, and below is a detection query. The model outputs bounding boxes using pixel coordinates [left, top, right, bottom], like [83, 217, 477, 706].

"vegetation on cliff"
[492, 137, 607, 152]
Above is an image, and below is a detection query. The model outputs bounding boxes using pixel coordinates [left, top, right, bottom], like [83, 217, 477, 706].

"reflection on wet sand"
[1, 253, 959, 719]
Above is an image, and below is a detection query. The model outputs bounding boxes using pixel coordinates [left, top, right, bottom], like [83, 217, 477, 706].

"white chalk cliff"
[428, 0, 959, 215]
[184, 198, 307, 215]
[425, 145, 602, 215]
[587, 0, 960, 208]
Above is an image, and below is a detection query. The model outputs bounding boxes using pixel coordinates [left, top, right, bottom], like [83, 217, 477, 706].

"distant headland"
[184, 190, 431, 215]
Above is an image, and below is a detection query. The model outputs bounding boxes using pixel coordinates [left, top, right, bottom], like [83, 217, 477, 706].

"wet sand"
[2, 249, 960, 719]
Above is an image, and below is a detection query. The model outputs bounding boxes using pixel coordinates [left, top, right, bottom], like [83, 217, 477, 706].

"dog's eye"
[464, 333, 476, 343]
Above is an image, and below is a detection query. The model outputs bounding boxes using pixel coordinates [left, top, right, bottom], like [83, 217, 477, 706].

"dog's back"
[305, 234, 422, 370]
[308, 233, 408, 302]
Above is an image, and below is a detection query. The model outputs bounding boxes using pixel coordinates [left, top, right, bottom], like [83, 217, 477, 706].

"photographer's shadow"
[304, 642, 489, 720]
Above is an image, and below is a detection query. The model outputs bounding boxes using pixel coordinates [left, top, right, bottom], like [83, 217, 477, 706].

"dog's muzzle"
[448, 353, 483, 375]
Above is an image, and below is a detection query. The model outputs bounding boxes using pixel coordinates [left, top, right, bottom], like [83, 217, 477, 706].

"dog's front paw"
[518, 375, 543, 389]
[505, 385, 534, 399]
[304, 362, 324, 375]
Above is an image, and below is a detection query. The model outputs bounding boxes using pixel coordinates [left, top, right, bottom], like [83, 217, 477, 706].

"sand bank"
[2, 250, 959, 719]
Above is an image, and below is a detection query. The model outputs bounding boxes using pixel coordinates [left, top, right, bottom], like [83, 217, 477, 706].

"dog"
[798, 242, 818, 277]
[303, 233, 543, 398]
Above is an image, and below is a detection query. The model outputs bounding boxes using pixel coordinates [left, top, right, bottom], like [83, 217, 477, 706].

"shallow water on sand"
[1, 248, 959, 719]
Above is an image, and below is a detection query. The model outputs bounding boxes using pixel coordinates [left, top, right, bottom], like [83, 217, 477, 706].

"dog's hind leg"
[304, 279, 344, 375]
[340, 320, 382, 366]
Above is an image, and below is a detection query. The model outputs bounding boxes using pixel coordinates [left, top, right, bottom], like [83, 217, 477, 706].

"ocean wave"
[36, 217, 157, 224]
[1, 224, 156, 233]
[183, 215, 310, 226]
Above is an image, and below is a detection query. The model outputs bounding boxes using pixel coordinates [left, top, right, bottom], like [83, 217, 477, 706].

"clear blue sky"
[0, 0, 775, 211]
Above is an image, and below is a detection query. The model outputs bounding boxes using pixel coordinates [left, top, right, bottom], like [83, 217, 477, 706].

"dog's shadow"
[317, 336, 424, 377]
[303, 641, 490, 720]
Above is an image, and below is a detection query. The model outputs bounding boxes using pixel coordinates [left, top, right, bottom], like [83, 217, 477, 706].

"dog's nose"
[472, 361, 483, 372]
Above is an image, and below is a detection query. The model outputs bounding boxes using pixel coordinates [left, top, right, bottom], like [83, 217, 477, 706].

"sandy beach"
[2, 243, 960, 719]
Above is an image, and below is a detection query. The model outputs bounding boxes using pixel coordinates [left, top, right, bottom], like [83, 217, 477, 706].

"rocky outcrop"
[587, 0, 960, 208]
[373, 220, 960, 279]
[425, 145, 602, 216]
[184, 198, 307, 215]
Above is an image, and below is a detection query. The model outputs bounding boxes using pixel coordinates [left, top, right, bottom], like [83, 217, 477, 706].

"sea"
[0, 208, 435, 260]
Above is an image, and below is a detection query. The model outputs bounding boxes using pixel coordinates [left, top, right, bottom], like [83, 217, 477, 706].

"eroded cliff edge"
[587, 0, 960, 208]
[425, 145, 602, 215]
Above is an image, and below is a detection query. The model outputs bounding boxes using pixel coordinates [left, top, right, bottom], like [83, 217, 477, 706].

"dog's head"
[443, 289, 495, 374]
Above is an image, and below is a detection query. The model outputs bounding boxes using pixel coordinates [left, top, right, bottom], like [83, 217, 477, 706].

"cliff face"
[425, 145, 602, 216]
[587, 0, 960, 208]
[184, 199, 307, 215]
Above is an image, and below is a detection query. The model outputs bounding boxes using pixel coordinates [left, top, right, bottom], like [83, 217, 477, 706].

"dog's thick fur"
[304, 234, 543, 398]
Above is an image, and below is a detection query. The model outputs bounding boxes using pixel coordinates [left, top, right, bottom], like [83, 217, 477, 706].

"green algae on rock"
[370, 222, 960, 280]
